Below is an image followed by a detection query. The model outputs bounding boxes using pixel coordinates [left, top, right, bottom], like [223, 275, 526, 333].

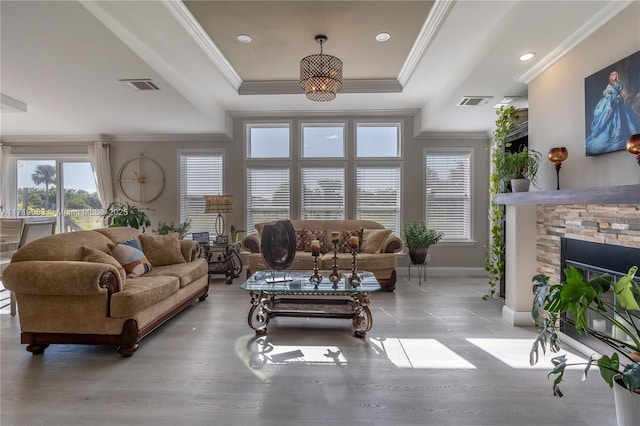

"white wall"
[528, 1, 640, 190]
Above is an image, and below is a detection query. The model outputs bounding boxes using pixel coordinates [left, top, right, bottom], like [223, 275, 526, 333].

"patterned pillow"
[82, 246, 127, 288]
[337, 229, 363, 253]
[303, 229, 328, 253]
[294, 228, 306, 251]
[108, 238, 152, 278]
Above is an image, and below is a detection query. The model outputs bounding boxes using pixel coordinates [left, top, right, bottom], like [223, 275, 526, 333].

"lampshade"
[300, 35, 343, 102]
[204, 195, 234, 214]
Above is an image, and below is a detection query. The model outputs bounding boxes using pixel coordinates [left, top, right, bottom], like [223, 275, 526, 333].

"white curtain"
[88, 142, 114, 208]
[0, 145, 16, 212]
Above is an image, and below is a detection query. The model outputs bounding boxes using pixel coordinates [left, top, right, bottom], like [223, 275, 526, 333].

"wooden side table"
[200, 241, 243, 284]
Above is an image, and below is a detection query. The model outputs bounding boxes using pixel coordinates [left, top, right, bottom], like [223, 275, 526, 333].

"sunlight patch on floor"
[372, 337, 476, 369]
[467, 338, 592, 369]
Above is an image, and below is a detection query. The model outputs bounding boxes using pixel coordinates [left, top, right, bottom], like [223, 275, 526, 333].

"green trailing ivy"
[484, 106, 519, 300]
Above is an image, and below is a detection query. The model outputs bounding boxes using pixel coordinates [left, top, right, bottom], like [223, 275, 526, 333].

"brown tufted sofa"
[241, 220, 402, 292]
[2, 227, 208, 357]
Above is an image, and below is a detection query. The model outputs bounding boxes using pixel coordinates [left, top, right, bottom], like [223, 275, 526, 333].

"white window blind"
[356, 166, 401, 234]
[179, 152, 223, 235]
[301, 167, 345, 219]
[246, 167, 290, 233]
[425, 150, 471, 241]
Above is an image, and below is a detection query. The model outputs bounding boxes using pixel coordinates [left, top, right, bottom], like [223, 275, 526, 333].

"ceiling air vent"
[119, 79, 160, 91]
[457, 96, 491, 107]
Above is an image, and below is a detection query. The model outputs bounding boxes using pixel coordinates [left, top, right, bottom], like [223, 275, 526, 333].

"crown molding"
[163, 0, 242, 90]
[414, 131, 489, 141]
[517, 0, 634, 84]
[397, 0, 456, 87]
[238, 79, 402, 96]
[227, 109, 419, 119]
[1, 134, 231, 144]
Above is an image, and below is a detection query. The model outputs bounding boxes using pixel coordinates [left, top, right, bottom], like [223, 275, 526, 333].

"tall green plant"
[484, 106, 519, 300]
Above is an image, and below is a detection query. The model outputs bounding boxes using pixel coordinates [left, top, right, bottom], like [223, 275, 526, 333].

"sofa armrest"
[2, 260, 121, 296]
[383, 235, 403, 253]
[179, 239, 200, 262]
[242, 234, 261, 253]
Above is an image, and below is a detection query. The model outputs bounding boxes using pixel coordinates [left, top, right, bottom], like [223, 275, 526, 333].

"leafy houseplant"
[501, 146, 542, 192]
[154, 219, 191, 239]
[530, 266, 640, 399]
[485, 106, 519, 299]
[100, 201, 151, 232]
[401, 222, 443, 264]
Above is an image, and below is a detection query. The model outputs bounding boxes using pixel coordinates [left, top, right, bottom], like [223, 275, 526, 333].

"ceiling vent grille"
[119, 79, 160, 91]
[457, 96, 491, 107]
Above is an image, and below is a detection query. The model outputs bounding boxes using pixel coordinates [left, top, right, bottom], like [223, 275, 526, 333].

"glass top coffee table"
[240, 270, 381, 337]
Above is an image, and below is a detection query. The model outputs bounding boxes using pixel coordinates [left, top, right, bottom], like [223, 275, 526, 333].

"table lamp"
[204, 195, 234, 236]
[548, 147, 568, 190]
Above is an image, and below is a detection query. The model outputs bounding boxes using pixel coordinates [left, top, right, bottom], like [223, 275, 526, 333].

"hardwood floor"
[1, 272, 616, 425]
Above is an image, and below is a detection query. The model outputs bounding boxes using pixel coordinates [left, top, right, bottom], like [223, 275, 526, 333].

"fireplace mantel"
[494, 184, 640, 205]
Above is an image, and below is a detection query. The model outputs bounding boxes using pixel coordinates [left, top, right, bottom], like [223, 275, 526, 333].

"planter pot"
[510, 178, 530, 192]
[408, 247, 428, 265]
[613, 375, 640, 426]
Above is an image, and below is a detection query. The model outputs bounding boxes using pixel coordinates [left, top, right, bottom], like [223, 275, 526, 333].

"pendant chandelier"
[299, 35, 343, 102]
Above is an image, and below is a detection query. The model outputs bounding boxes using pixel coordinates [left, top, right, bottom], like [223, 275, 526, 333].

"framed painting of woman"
[584, 50, 640, 156]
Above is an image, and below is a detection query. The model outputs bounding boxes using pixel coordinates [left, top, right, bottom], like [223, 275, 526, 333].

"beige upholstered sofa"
[2, 227, 208, 357]
[241, 220, 402, 291]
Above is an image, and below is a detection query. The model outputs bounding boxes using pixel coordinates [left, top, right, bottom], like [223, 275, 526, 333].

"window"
[301, 167, 345, 219]
[247, 124, 290, 158]
[178, 151, 224, 235]
[246, 167, 290, 233]
[356, 123, 401, 157]
[301, 123, 345, 158]
[13, 158, 101, 232]
[425, 149, 472, 241]
[356, 166, 401, 234]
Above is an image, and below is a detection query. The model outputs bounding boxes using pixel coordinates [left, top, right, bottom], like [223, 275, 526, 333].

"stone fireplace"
[495, 184, 640, 325]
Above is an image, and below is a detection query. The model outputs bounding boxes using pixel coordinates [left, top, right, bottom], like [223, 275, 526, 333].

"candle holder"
[309, 253, 323, 284]
[328, 241, 342, 285]
[548, 147, 568, 190]
[627, 134, 640, 168]
[348, 246, 361, 286]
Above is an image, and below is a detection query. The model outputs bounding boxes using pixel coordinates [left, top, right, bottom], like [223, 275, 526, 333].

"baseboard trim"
[398, 267, 487, 278]
[502, 305, 533, 326]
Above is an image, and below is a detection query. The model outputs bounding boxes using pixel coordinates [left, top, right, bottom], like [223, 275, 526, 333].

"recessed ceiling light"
[237, 34, 252, 44]
[519, 52, 535, 61]
[376, 32, 391, 42]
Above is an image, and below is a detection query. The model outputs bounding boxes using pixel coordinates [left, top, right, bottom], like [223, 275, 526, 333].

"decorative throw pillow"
[139, 233, 186, 267]
[360, 229, 392, 254]
[337, 229, 363, 253]
[108, 238, 152, 278]
[294, 228, 306, 251]
[82, 246, 127, 288]
[303, 229, 328, 253]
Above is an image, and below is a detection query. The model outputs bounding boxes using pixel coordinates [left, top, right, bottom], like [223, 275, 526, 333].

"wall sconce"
[548, 147, 568, 190]
[627, 134, 640, 168]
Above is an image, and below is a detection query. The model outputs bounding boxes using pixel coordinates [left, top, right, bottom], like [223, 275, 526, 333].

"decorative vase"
[510, 178, 530, 192]
[613, 375, 640, 426]
[409, 247, 428, 265]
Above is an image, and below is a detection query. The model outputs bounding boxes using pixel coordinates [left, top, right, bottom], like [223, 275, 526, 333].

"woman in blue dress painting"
[586, 71, 640, 155]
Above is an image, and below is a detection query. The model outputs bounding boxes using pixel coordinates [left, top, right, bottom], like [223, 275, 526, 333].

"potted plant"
[100, 201, 151, 232]
[400, 222, 443, 264]
[230, 225, 246, 243]
[153, 219, 191, 239]
[530, 265, 640, 426]
[501, 146, 542, 192]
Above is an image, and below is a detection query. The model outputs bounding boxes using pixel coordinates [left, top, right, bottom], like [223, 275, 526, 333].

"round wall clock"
[117, 154, 165, 203]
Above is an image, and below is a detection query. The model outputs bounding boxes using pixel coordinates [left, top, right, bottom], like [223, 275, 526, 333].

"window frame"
[354, 121, 403, 159]
[299, 121, 347, 159]
[423, 147, 473, 243]
[245, 122, 292, 159]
